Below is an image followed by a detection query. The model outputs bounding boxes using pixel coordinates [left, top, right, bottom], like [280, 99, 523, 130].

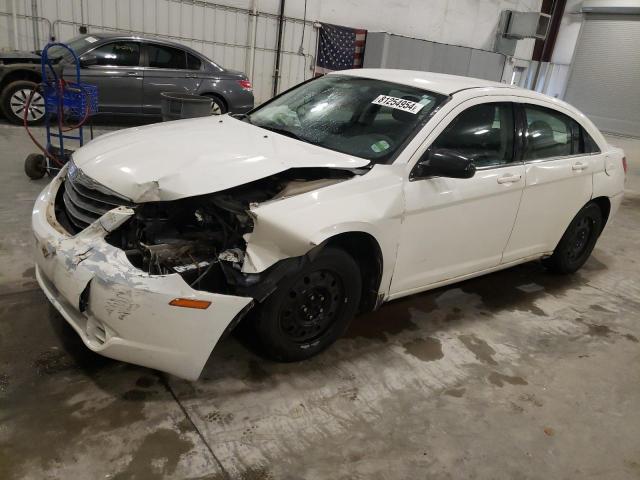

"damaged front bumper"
[32, 169, 253, 380]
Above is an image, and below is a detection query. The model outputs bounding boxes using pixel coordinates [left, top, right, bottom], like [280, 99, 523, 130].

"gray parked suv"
[0, 33, 254, 124]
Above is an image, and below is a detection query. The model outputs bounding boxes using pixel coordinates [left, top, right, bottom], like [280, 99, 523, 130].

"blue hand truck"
[24, 42, 98, 179]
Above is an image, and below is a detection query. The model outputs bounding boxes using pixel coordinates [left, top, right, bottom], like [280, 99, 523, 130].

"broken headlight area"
[104, 168, 356, 295]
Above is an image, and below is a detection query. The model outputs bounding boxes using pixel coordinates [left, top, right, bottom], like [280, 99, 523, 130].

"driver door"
[67, 40, 143, 114]
[390, 98, 526, 296]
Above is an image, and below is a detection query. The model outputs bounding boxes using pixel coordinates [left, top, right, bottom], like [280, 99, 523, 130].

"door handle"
[497, 173, 522, 184]
[125, 71, 139, 77]
[184, 73, 197, 78]
[572, 161, 588, 171]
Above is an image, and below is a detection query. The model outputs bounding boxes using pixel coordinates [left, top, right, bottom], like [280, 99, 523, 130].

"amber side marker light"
[169, 298, 212, 309]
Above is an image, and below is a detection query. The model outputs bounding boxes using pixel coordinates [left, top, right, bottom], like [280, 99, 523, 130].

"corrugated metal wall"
[0, 0, 317, 103]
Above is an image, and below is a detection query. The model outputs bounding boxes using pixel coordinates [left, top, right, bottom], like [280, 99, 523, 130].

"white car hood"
[73, 115, 370, 202]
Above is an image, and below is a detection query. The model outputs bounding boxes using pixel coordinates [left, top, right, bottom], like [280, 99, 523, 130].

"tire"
[254, 247, 362, 361]
[542, 202, 603, 274]
[204, 94, 227, 116]
[24, 153, 47, 179]
[1, 80, 45, 125]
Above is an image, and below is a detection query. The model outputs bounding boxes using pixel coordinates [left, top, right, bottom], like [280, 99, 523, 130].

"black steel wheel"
[543, 202, 603, 274]
[24, 153, 47, 179]
[254, 247, 361, 361]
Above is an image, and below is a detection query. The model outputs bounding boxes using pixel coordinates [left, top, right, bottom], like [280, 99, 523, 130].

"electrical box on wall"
[494, 10, 551, 56]
[504, 11, 551, 40]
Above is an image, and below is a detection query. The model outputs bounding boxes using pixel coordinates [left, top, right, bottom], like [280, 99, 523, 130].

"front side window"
[429, 102, 515, 168]
[246, 75, 445, 163]
[91, 41, 140, 67]
[147, 44, 186, 69]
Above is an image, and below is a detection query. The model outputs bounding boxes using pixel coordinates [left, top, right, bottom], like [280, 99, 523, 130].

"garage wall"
[0, 0, 541, 103]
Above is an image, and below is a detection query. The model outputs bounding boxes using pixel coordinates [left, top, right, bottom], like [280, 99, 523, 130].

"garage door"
[564, 14, 640, 137]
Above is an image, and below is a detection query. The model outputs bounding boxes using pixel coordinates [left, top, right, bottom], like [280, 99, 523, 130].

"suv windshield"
[247, 75, 445, 163]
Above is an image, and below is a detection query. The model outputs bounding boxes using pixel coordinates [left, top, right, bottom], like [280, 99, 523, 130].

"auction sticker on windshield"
[372, 95, 425, 114]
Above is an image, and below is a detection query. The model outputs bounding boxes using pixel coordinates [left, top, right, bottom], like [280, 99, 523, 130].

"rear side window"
[91, 41, 140, 67]
[187, 53, 202, 70]
[581, 127, 601, 154]
[523, 105, 574, 160]
[147, 44, 186, 69]
[430, 102, 515, 168]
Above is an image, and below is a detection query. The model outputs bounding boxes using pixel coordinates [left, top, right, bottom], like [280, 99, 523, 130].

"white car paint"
[32, 69, 626, 379]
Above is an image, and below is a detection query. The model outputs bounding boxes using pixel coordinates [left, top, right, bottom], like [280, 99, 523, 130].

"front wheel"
[254, 247, 362, 361]
[543, 202, 603, 274]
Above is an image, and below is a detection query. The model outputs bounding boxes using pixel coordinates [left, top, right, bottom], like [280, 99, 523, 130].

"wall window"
[430, 102, 515, 167]
[91, 41, 140, 67]
[147, 44, 186, 69]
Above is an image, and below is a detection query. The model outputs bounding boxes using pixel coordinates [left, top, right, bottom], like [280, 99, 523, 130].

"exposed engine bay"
[103, 168, 357, 296]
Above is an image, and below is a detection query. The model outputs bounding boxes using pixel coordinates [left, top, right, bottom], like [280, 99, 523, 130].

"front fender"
[240, 165, 404, 299]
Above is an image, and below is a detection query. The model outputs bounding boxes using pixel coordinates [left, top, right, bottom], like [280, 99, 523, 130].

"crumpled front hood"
[73, 116, 370, 203]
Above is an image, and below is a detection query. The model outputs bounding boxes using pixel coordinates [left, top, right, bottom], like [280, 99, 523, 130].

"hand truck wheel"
[24, 153, 47, 179]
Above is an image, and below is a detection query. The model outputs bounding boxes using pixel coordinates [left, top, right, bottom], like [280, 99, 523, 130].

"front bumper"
[32, 169, 253, 380]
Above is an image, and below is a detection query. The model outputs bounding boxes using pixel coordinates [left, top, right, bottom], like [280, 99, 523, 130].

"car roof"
[336, 68, 515, 95]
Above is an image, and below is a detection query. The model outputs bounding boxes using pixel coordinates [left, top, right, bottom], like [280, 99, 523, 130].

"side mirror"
[412, 148, 477, 180]
[79, 54, 97, 68]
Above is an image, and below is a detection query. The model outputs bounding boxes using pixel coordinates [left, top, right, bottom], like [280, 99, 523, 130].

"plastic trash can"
[160, 92, 213, 121]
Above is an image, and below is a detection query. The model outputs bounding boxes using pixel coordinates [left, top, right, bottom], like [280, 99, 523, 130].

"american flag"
[314, 23, 367, 76]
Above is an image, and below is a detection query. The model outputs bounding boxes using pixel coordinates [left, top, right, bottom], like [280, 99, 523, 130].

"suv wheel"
[1, 80, 45, 125]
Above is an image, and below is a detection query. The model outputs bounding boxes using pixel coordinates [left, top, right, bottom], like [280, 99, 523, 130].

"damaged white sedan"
[32, 69, 626, 380]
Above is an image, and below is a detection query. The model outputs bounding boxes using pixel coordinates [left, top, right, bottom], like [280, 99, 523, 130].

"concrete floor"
[1, 119, 639, 480]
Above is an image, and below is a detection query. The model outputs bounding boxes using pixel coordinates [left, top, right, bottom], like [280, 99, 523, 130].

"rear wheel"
[254, 247, 361, 361]
[543, 202, 603, 274]
[203, 94, 227, 115]
[1, 80, 45, 125]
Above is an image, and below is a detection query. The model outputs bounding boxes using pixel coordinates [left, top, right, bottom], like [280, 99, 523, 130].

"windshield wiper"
[259, 125, 301, 141]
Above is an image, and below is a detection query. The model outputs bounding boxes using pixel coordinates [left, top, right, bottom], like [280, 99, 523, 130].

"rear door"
[141, 43, 201, 114]
[71, 40, 143, 114]
[502, 101, 602, 262]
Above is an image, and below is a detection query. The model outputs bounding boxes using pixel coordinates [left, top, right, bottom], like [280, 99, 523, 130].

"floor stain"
[205, 410, 234, 425]
[459, 334, 497, 365]
[519, 393, 543, 407]
[488, 372, 528, 387]
[135, 376, 156, 388]
[345, 295, 433, 341]
[21, 267, 35, 279]
[112, 428, 193, 480]
[403, 336, 444, 362]
[623, 333, 639, 343]
[586, 323, 614, 338]
[32, 349, 77, 376]
[247, 359, 271, 383]
[590, 304, 615, 313]
[443, 387, 465, 398]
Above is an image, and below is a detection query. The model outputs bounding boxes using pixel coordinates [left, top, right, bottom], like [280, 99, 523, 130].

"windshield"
[247, 75, 445, 163]
[48, 35, 99, 60]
